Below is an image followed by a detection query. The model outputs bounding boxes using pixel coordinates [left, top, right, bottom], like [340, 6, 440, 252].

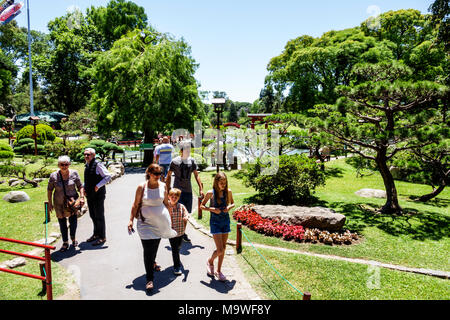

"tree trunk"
[376, 152, 402, 214]
[418, 181, 446, 202]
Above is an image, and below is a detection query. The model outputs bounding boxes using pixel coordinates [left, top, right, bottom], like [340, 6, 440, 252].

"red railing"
[0, 237, 56, 300]
[117, 139, 142, 146]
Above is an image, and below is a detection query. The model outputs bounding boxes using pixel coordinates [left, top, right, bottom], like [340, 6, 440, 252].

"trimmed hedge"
[243, 154, 326, 205]
[16, 124, 56, 144]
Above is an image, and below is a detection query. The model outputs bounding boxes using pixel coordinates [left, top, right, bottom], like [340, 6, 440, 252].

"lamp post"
[5, 118, 13, 147]
[26, 0, 34, 116]
[30, 116, 39, 155]
[212, 98, 226, 173]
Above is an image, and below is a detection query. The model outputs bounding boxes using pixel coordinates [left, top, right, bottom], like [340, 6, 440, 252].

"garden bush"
[14, 138, 45, 155]
[15, 124, 56, 144]
[0, 143, 14, 159]
[84, 139, 124, 161]
[243, 154, 326, 205]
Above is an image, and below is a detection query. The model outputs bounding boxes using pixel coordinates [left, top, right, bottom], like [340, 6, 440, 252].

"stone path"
[51, 168, 260, 300]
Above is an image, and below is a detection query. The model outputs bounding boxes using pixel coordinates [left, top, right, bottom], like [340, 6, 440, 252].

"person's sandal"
[86, 235, 98, 242]
[92, 238, 106, 246]
[60, 242, 69, 252]
[206, 261, 214, 277]
[72, 240, 78, 248]
[153, 262, 161, 272]
[215, 271, 227, 282]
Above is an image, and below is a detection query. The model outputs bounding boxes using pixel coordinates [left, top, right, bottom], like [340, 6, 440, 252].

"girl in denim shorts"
[200, 172, 235, 282]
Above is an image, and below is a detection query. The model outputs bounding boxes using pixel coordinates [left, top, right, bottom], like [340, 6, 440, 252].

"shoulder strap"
[137, 182, 146, 222]
[59, 171, 68, 198]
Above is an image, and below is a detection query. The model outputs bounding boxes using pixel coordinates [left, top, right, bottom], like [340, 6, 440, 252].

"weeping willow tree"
[88, 30, 206, 165]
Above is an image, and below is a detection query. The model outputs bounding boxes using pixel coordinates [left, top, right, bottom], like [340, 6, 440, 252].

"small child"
[167, 188, 189, 275]
[200, 172, 235, 282]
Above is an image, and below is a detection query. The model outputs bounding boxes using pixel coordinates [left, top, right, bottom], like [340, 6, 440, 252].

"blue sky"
[13, 0, 431, 103]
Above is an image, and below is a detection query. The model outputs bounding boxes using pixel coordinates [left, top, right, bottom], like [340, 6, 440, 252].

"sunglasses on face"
[151, 172, 162, 176]
[84, 154, 92, 157]
[59, 163, 69, 167]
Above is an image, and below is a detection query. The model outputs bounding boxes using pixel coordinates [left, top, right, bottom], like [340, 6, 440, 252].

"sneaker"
[173, 267, 182, 275]
[182, 234, 191, 243]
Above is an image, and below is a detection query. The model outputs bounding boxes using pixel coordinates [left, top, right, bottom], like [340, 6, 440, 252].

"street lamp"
[5, 118, 13, 147]
[29, 116, 39, 155]
[212, 98, 226, 173]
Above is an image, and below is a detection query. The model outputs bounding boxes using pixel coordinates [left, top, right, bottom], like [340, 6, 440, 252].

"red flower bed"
[233, 207, 305, 242]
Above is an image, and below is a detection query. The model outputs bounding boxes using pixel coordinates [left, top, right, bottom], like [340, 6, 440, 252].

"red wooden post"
[236, 223, 242, 253]
[303, 292, 311, 300]
[44, 248, 53, 300]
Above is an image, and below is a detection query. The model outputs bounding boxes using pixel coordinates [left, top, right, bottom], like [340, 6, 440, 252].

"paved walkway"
[51, 168, 259, 300]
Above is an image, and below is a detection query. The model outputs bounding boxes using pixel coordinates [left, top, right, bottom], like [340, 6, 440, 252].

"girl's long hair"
[213, 172, 229, 205]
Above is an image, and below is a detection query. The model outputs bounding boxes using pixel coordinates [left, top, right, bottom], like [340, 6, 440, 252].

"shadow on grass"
[405, 195, 450, 208]
[323, 167, 344, 178]
[316, 201, 450, 241]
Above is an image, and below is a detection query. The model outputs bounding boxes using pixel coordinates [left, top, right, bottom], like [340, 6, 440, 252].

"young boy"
[168, 188, 189, 275]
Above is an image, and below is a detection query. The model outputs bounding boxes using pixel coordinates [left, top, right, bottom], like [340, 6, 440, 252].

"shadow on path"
[125, 267, 189, 296]
[200, 276, 237, 294]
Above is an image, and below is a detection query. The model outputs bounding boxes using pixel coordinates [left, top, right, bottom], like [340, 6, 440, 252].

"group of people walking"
[47, 148, 111, 251]
[47, 138, 235, 293]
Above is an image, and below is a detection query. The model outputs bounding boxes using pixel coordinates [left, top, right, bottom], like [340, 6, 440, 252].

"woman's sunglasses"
[151, 172, 162, 176]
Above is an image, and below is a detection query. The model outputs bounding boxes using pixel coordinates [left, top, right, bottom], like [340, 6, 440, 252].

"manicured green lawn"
[236, 246, 450, 300]
[192, 158, 449, 300]
[193, 163, 449, 271]
[0, 259, 73, 300]
[0, 157, 85, 299]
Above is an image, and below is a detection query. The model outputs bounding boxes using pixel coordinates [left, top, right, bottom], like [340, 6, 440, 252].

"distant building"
[14, 111, 68, 129]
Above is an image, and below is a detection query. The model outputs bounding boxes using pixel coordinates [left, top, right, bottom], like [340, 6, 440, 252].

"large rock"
[3, 191, 30, 203]
[107, 162, 125, 183]
[252, 205, 346, 232]
[355, 188, 386, 198]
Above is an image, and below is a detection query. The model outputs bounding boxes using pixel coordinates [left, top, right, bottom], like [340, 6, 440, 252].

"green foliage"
[13, 138, 45, 155]
[243, 154, 326, 205]
[15, 124, 56, 144]
[0, 142, 14, 159]
[88, 29, 206, 146]
[84, 139, 123, 161]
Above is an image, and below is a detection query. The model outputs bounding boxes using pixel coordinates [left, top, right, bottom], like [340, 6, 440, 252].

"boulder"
[252, 204, 346, 232]
[4, 257, 26, 269]
[3, 191, 30, 203]
[107, 162, 125, 183]
[8, 178, 19, 186]
[389, 166, 402, 179]
[355, 188, 386, 198]
[10, 181, 21, 187]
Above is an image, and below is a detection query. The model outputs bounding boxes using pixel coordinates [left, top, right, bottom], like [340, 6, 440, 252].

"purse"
[59, 171, 82, 217]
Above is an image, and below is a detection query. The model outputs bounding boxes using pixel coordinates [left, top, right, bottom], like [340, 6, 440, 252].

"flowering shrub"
[233, 207, 305, 242]
[233, 205, 359, 245]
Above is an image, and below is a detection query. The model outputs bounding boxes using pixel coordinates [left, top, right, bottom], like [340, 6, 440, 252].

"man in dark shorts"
[166, 143, 204, 242]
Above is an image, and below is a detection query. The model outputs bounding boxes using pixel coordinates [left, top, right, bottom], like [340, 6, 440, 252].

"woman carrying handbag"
[47, 156, 85, 252]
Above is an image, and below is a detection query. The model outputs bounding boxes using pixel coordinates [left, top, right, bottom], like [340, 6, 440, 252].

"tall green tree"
[88, 30, 206, 165]
[314, 62, 447, 213]
[87, 0, 148, 50]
